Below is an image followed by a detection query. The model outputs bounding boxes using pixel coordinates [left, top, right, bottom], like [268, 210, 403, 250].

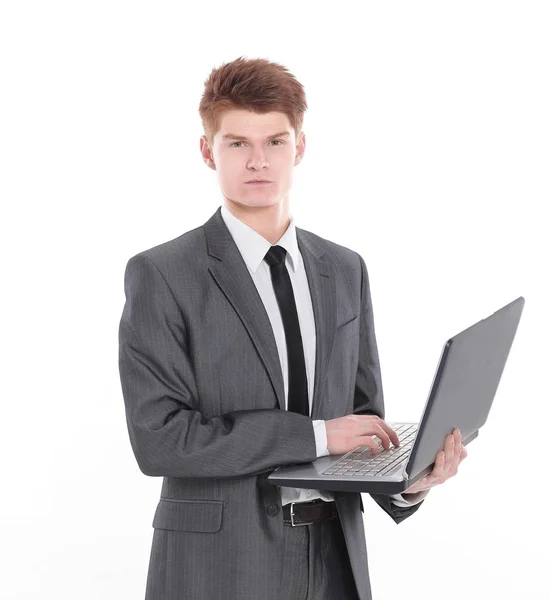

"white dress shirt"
[220, 204, 428, 508]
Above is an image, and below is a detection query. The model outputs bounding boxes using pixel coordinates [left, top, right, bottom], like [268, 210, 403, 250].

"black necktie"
[263, 245, 309, 417]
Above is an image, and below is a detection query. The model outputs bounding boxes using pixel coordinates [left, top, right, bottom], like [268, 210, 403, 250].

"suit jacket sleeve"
[352, 252, 426, 524]
[118, 253, 319, 479]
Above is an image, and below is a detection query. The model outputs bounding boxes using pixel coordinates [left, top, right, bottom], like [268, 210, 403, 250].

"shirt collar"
[220, 203, 302, 274]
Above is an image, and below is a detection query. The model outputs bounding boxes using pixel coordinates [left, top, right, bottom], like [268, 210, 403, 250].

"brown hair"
[198, 56, 308, 148]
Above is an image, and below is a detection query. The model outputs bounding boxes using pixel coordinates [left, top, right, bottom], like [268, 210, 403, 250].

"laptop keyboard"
[321, 423, 418, 477]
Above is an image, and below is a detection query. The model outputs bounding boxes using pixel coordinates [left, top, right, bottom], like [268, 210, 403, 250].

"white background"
[1, 1, 548, 599]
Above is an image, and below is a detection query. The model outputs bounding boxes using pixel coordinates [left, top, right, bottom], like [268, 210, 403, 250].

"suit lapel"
[297, 230, 337, 420]
[203, 206, 337, 419]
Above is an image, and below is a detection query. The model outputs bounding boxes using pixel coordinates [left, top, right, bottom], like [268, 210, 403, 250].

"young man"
[118, 56, 467, 600]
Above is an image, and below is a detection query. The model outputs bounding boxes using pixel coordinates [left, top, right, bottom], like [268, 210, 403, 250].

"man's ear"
[200, 135, 216, 170]
[294, 131, 306, 166]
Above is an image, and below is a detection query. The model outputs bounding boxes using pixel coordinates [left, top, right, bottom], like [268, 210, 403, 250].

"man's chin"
[225, 196, 281, 210]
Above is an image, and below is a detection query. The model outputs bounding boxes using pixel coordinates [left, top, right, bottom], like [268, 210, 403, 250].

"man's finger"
[359, 435, 380, 455]
[453, 430, 462, 466]
[378, 420, 400, 447]
[442, 434, 454, 475]
[433, 451, 445, 478]
[408, 475, 429, 494]
[373, 424, 392, 450]
[453, 438, 463, 469]
[449, 435, 459, 473]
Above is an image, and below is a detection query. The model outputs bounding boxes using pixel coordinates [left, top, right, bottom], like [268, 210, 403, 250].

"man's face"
[200, 108, 305, 211]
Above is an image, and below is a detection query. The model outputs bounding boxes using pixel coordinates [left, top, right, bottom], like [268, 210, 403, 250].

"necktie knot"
[264, 245, 287, 267]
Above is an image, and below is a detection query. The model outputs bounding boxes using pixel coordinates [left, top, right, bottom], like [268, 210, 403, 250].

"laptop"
[268, 296, 525, 495]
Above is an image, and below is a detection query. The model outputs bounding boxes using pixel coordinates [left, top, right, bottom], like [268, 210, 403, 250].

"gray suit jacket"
[118, 206, 425, 600]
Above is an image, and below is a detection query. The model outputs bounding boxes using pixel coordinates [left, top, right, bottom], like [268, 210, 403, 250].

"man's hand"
[325, 415, 400, 456]
[403, 428, 468, 496]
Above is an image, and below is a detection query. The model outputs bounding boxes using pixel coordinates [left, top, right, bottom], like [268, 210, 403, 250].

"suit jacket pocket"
[336, 314, 358, 329]
[152, 498, 224, 533]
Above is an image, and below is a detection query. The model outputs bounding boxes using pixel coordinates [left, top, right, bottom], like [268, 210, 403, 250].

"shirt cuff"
[312, 420, 330, 458]
[389, 489, 430, 507]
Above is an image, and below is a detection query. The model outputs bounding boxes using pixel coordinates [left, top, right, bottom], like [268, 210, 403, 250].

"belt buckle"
[290, 501, 314, 527]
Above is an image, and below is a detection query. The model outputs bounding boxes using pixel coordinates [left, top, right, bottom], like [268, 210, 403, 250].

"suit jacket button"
[267, 504, 279, 517]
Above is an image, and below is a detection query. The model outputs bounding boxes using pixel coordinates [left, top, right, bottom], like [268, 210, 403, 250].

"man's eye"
[230, 140, 284, 147]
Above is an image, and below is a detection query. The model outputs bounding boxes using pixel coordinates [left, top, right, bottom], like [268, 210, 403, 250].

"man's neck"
[223, 198, 291, 245]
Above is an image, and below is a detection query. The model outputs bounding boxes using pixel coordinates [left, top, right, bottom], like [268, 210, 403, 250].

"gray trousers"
[280, 510, 361, 600]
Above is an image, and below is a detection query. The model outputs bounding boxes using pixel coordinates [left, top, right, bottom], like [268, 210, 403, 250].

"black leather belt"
[283, 499, 338, 527]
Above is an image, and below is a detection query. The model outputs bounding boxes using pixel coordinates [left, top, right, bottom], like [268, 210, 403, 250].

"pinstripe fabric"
[118, 205, 426, 600]
[280, 524, 309, 600]
[279, 515, 360, 600]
